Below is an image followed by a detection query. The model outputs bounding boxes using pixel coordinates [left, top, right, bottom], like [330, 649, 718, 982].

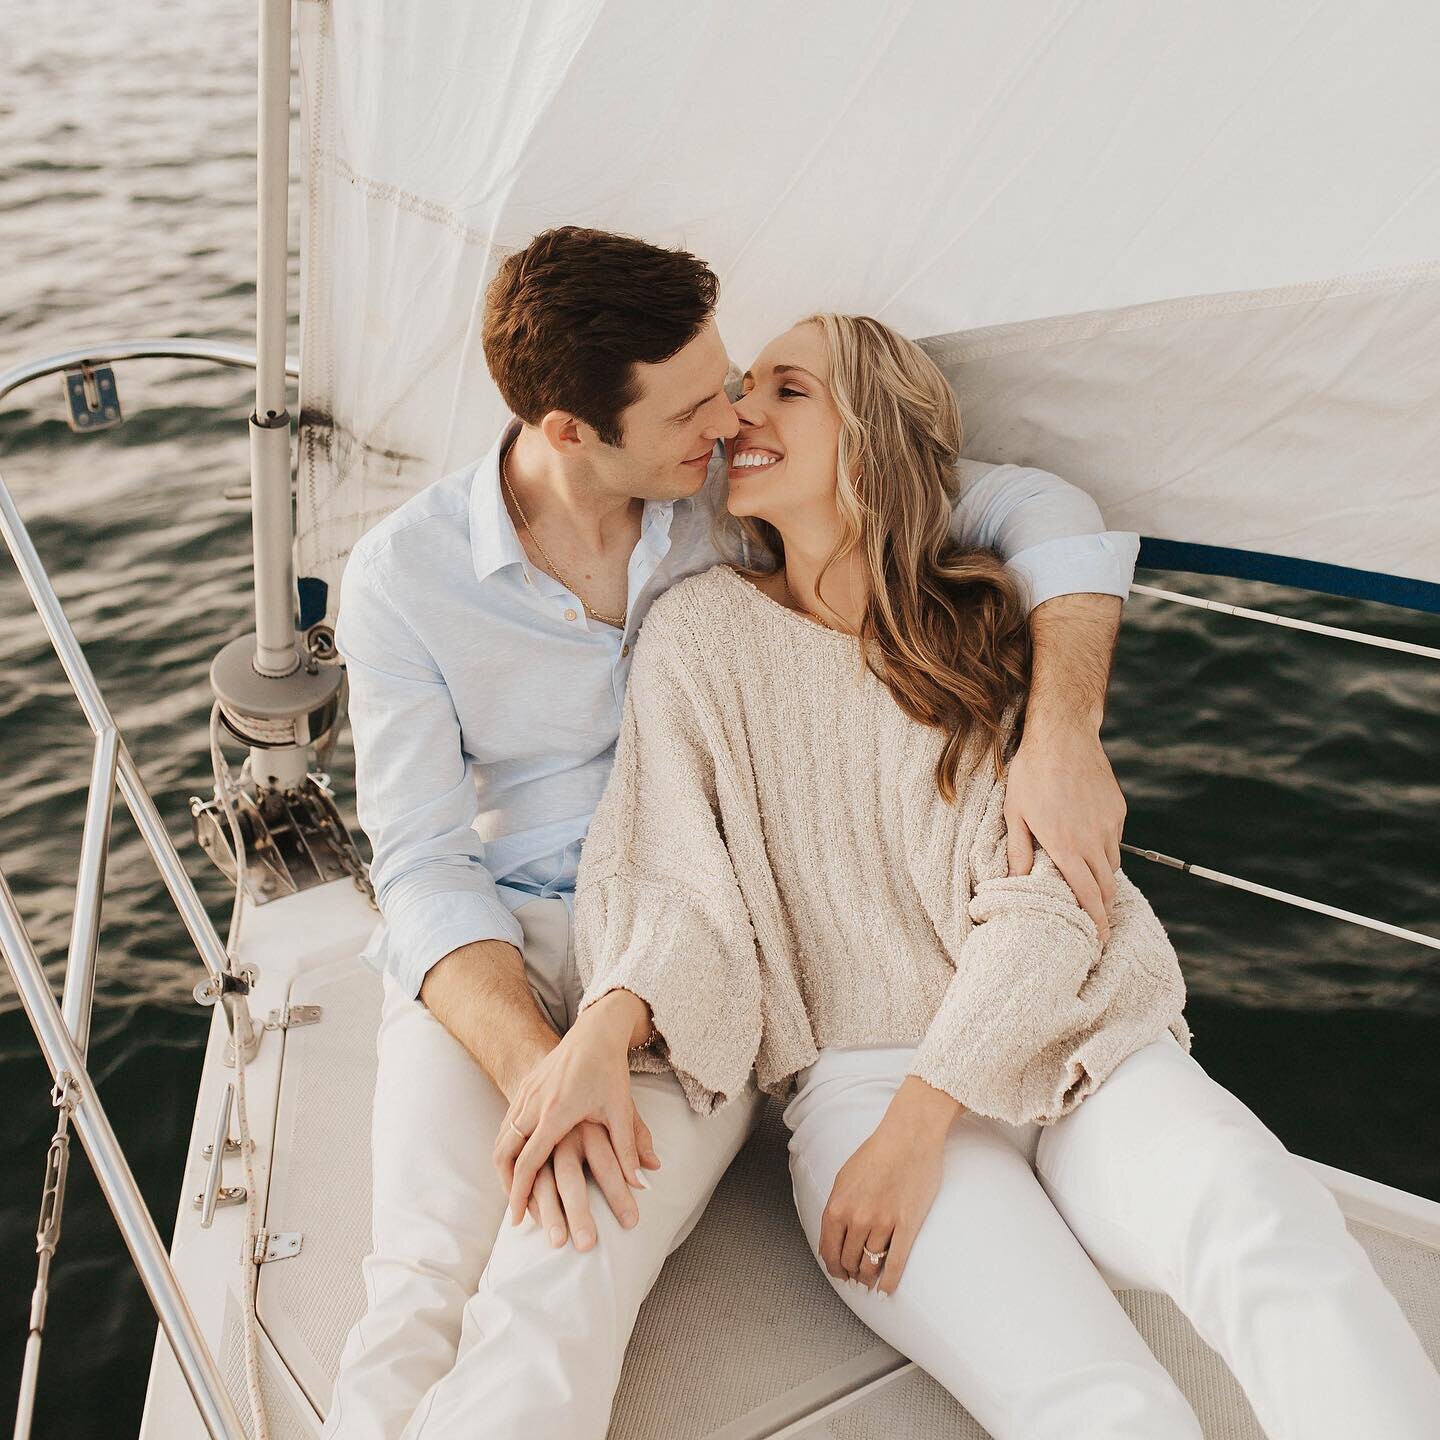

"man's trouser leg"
[396, 1065, 761, 1439]
[321, 932, 519, 1440]
[325, 896, 762, 1440]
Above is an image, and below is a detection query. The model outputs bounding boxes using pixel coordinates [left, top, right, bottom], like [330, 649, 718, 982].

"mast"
[251, 0, 297, 681]
[210, 0, 342, 798]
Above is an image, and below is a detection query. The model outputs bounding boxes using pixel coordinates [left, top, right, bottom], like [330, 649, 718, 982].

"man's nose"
[730, 391, 761, 430]
[705, 395, 742, 440]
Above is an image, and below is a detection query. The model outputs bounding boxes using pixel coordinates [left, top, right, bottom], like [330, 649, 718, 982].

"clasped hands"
[492, 987, 660, 1252]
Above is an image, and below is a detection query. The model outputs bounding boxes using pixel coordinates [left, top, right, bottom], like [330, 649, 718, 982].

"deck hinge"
[265, 1004, 322, 1032]
[254, 1230, 304, 1265]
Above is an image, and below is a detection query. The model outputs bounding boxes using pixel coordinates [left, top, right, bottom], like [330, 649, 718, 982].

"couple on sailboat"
[324, 226, 1440, 1439]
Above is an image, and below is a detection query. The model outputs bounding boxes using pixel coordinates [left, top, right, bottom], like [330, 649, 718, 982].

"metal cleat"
[192, 1185, 246, 1214]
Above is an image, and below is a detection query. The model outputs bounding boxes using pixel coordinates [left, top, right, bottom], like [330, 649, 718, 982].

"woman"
[569, 314, 1440, 1439]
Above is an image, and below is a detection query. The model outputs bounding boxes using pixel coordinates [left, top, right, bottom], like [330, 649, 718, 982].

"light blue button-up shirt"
[335, 424, 1140, 1000]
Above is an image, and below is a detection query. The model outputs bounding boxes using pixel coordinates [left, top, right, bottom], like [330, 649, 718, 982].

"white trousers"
[783, 1033, 1440, 1440]
[322, 898, 764, 1440]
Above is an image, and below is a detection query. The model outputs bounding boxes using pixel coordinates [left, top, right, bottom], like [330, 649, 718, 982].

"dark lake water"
[2, 4, 1437, 1435]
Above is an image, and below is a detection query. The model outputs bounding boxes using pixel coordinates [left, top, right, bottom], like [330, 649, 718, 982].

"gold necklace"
[501, 446, 628, 628]
[782, 570, 847, 633]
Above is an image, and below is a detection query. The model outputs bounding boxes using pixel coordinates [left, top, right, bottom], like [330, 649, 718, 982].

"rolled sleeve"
[950, 461, 1139, 610]
[337, 549, 524, 1001]
[1006, 530, 1140, 609]
[381, 887, 525, 1002]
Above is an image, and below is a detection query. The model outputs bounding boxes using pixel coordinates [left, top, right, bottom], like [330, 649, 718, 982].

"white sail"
[294, 0, 1440, 616]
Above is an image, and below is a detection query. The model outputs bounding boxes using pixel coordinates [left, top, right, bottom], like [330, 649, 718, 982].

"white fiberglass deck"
[147, 883, 1440, 1438]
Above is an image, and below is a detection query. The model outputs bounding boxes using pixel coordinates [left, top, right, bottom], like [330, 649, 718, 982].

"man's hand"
[493, 988, 662, 1243]
[1007, 592, 1127, 943]
[520, 1121, 651, 1251]
[1004, 725, 1124, 943]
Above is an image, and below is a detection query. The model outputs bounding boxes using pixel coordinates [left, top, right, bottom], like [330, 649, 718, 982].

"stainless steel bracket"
[265, 1004, 321, 1031]
[193, 1186, 246, 1214]
[62, 363, 123, 432]
[254, 1231, 303, 1265]
[49, 1072, 81, 1112]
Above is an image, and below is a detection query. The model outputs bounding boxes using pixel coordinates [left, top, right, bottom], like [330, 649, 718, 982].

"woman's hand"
[493, 988, 662, 1244]
[818, 1077, 959, 1296]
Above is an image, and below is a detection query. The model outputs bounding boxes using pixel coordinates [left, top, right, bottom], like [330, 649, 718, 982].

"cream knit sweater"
[573, 564, 1191, 1125]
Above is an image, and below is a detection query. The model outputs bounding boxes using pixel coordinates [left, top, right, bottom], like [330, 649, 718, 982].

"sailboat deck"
[198, 939, 1440, 1440]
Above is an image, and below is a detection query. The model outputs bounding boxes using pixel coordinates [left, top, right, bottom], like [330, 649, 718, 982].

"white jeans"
[322, 898, 763, 1440]
[783, 1032, 1440, 1439]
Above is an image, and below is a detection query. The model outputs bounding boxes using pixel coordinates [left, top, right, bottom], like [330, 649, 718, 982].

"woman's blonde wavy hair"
[731, 313, 1032, 801]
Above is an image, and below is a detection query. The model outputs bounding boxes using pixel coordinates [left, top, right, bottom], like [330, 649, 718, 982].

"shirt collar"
[469, 417, 686, 583]
[470, 419, 529, 584]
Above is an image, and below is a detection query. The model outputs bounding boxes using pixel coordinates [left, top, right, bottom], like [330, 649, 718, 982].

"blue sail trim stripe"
[1136, 539, 1440, 616]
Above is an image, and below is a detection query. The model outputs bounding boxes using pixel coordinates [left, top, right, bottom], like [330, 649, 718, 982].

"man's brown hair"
[482, 226, 719, 447]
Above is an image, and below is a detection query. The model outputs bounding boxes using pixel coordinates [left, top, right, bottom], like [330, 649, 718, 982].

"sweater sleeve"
[573, 620, 763, 1117]
[908, 780, 1190, 1125]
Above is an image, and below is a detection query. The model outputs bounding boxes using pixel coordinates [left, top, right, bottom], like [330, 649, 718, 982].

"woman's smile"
[729, 444, 784, 473]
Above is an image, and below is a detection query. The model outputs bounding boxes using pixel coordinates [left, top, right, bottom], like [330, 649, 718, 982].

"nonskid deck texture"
[231, 954, 1440, 1439]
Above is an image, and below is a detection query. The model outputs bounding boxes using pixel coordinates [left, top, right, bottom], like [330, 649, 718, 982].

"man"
[325, 226, 1137, 1440]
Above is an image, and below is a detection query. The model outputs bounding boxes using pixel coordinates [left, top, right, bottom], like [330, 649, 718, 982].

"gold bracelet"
[628, 1012, 657, 1054]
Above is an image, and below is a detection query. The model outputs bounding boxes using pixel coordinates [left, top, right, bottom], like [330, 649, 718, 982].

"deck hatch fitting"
[62, 363, 123, 432]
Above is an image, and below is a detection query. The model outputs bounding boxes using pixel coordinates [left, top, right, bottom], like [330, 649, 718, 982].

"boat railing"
[1119, 583, 1440, 954]
[0, 338, 300, 1440]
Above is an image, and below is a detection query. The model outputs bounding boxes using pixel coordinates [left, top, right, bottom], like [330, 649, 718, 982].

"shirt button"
[524, 571, 533, 586]
[621, 643, 630, 657]
[564, 608, 577, 622]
